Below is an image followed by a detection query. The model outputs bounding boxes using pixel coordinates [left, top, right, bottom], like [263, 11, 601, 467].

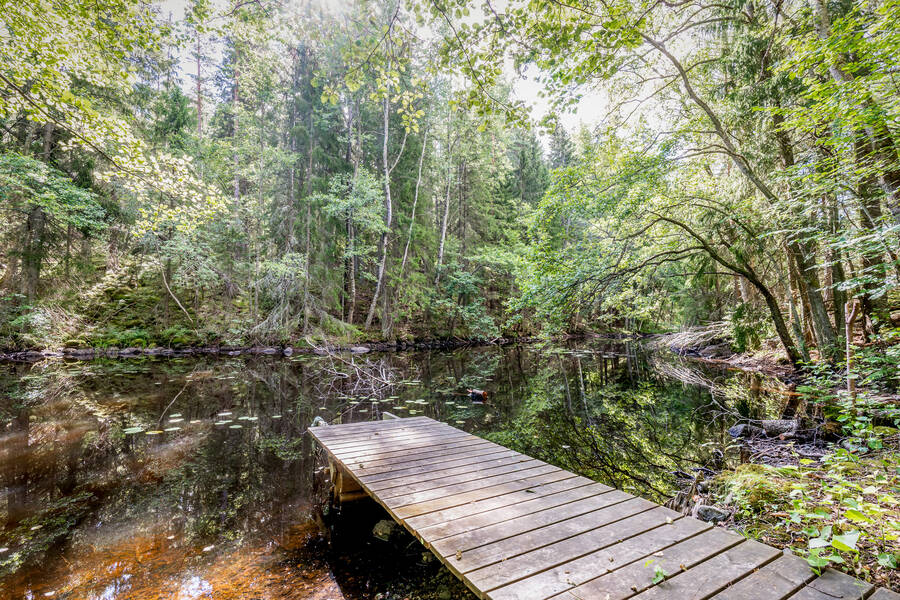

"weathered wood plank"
[309, 416, 432, 438]
[627, 539, 781, 599]
[419, 481, 612, 543]
[327, 431, 480, 461]
[372, 456, 543, 496]
[366, 453, 533, 491]
[393, 469, 579, 520]
[552, 526, 745, 600]
[337, 437, 498, 467]
[709, 552, 815, 600]
[312, 418, 890, 600]
[462, 505, 680, 592]
[785, 569, 874, 600]
[320, 424, 467, 451]
[385, 463, 560, 507]
[353, 443, 510, 478]
[350, 440, 499, 475]
[430, 489, 631, 557]
[361, 448, 523, 486]
[406, 476, 597, 531]
[452, 498, 662, 576]
[490, 516, 711, 600]
[315, 419, 451, 442]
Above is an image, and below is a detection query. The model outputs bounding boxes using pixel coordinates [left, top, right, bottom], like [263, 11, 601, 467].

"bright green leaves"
[0, 153, 105, 234]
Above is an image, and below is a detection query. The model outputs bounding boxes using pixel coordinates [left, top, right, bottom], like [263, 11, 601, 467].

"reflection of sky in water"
[94, 573, 131, 600]
[178, 576, 212, 599]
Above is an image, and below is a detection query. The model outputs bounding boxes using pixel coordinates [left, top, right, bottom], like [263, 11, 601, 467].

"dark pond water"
[0, 343, 791, 599]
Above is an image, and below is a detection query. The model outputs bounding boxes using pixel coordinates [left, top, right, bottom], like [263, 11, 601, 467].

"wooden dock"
[309, 416, 898, 600]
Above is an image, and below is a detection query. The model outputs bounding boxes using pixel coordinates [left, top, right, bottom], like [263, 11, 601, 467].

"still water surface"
[0, 343, 787, 599]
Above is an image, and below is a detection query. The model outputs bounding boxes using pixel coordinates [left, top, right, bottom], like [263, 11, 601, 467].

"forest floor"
[669, 333, 900, 590]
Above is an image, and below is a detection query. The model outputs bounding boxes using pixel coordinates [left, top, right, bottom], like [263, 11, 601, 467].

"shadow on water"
[0, 343, 792, 599]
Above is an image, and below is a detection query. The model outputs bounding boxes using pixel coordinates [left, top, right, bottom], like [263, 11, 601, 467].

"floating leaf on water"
[409, 410, 418, 415]
[229, 425, 242, 429]
[145, 430, 164, 435]
[238, 416, 250, 420]
[214, 421, 230, 426]
[203, 545, 215, 552]
[392, 406, 407, 410]
[169, 418, 184, 423]
[319, 407, 327, 410]
[246, 416, 258, 421]
[272, 415, 282, 419]
[164, 427, 181, 432]
[455, 420, 465, 424]
[170, 413, 182, 417]
[189, 420, 201, 424]
[218, 412, 232, 416]
[350, 401, 359, 405]
[123, 427, 144, 434]
[359, 409, 369, 413]
[30, 525, 42, 531]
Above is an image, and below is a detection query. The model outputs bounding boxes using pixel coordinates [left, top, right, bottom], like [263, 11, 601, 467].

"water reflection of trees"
[485, 348, 732, 502]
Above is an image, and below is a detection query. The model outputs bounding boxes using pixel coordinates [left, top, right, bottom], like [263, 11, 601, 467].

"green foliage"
[0, 152, 105, 236]
[727, 303, 772, 353]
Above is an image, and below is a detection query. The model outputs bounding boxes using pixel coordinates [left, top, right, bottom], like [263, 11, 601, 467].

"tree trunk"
[365, 91, 393, 329]
[434, 163, 452, 287]
[399, 128, 428, 285]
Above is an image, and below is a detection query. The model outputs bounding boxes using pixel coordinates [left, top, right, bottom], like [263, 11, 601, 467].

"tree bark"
[366, 88, 394, 329]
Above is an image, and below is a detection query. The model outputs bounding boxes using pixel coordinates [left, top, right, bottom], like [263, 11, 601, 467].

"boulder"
[372, 519, 400, 542]
[729, 419, 799, 439]
[350, 346, 370, 354]
[696, 505, 730, 523]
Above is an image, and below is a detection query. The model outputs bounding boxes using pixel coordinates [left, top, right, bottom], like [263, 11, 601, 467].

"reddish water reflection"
[1, 347, 780, 599]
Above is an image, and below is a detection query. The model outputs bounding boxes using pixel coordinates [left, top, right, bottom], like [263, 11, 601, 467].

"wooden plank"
[371, 456, 542, 495]
[552, 526, 745, 600]
[490, 516, 711, 600]
[361, 447, 522, 484]
[461, 506, 680, 591]
[314, 419, 450, 442]
[627, 539, 781, 599]
[354, 444, 511, 478]
[406, 476, 597, 531]
[786, 569, 874, 600]
[336, 437, 498, 466]
[309, 416, 432, 438]
[321, 425, 468, 452]
[393, 469, 579, 520]
[384, 463, 559, 507]
[327, 431, 481, 461]
[430, 489, 631, 557]
[450, 498, 661, 575]
[709, 552, 816, 600]
[311, 418, 884, 600]
[419, 482, 612, 543]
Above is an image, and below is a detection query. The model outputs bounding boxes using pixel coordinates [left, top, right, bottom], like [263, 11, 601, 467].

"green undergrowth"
[712, 362, 900, 590]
